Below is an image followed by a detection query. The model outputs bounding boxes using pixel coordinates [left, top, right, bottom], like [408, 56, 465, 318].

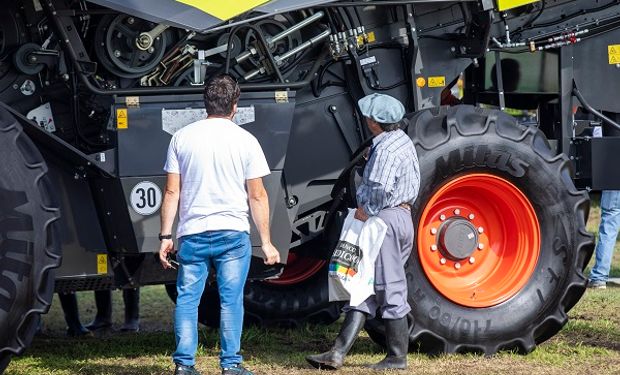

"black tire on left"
[0, 105, 61, 373]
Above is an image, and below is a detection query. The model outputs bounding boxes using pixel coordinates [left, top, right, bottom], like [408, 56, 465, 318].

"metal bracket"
[329, 104, 358, 154]
[275, 91, 289, 103]
[125, 96, 140, 108]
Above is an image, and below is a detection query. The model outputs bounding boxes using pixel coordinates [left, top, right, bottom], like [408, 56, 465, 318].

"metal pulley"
[94, 14, 168, 78]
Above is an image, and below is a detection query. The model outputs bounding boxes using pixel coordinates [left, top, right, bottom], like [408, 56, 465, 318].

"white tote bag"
[328, 209, 387, 307]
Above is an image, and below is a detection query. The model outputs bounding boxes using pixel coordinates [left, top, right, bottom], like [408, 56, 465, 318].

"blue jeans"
[173, 230, 251, 369]
[590, 190, 620, 283]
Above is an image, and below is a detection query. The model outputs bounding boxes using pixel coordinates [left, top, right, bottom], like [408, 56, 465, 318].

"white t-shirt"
[164, 118, 270, 238]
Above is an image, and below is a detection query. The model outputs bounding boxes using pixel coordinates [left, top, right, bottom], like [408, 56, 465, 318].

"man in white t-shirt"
[159, 75, 280, 375]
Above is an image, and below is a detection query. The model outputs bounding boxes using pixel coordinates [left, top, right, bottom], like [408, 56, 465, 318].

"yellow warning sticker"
[116, 108, 128, 129]
[367, 31, 376, 43]
[609, 45, 620, 64]
[176, 0, 269, 21]
[428, 76, 446, 88]
[97, 254, 108, 274]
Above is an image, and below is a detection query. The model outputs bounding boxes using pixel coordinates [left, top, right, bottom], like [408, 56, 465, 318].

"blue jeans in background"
[172, 230, 251, 369]
[590, 190, 620, 283]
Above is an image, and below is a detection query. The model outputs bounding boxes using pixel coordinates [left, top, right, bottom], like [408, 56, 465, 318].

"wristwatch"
[158, 233, 173, 241]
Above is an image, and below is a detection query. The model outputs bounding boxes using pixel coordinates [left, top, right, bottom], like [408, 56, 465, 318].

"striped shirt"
[356, 129, 420, 216]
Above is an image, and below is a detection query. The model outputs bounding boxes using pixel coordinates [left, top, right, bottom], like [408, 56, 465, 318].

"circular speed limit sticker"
[130, 181, 162, 215]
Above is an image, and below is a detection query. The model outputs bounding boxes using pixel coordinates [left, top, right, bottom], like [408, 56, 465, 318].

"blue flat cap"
[358, 93, 405, 123]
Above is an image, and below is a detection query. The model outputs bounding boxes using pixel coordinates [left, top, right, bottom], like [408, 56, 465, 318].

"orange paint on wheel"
[266, 252, 326, 285]
[418, 174, 540, 308]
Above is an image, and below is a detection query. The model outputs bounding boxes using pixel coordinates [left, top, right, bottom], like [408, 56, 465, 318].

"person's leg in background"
[86, 290, 113, 331]
[121, 288, 140, 332]
[590, 190, 620, 289]
[213, 231, 252, 374]
[57, 292, 90, 337]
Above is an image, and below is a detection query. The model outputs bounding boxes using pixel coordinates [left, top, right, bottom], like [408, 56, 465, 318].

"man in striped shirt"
[307, 93, 420, 371]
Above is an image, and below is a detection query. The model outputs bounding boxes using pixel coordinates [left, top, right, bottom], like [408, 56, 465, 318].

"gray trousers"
[344, 206, 414, 319]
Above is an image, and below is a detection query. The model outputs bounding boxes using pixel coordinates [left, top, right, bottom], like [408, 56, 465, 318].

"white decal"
[162, 106, 256, 135]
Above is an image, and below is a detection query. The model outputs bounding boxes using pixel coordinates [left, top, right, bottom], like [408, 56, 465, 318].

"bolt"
[127, 17, 135, 24]
[440, 258, 447, 265]
[62, 73, 69, 81]
[454, 208, 461, 215]
[478, 243, 484, 250]
[431, 227, 437, 235]
[430, 244, 437, 251]
[148, 47, 155, 53]
[469, 257, 475, 264]
[478, 227, 484, 234]
[114, 50, 121, 57]
[455, 262, 461, 270]
[439, 214, 446, 221]
[468, 213, 475, 220]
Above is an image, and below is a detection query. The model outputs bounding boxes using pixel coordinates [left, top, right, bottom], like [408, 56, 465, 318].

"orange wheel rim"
[417, 173, 540, 308]
[266, 252, 326, 285]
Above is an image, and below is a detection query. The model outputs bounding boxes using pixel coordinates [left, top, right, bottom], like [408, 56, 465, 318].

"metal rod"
[236, 10, 325, 64]
[573, 87, 620, 132]
[277, 29, 331, 63]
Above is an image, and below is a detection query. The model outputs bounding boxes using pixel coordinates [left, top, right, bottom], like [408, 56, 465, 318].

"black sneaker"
[174, 364, 201, 375]
[222, 364, 254, 375]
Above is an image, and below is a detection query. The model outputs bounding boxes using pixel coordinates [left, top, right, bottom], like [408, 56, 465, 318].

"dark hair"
[204, 74, 240, 116]
[378, 122, 400, 132]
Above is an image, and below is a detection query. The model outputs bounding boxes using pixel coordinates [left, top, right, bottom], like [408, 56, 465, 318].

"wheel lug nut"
[469, 257, 475, 264]
[440, 258, 447, 265]
[468, 213, 475, 220]
[431, 227, 437, 235]
[439, 214, 446, 221]
[430, 244, 437, 251]
[478, 243, 484, 250]
[478, 227, 484, 234]
[454, 262, 461, 270]
[454, 209, 461, 215]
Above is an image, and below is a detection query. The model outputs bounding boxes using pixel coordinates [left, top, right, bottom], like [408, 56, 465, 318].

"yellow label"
[176, 0, 269, 20]
[428, 76, 446, 88]
[608, 44, 620, 64]
[416, 77, 427, 88]
[497, 0, 539, 11]
[116, 108, 128, 129]
[367, 31, 376, 43]
[97, 254, 108, 274]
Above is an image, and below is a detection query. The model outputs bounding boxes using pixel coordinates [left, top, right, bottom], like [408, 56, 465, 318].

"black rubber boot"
[368, 317, 408, 370]
[306, 310, 366, 370]
[121, 288, 140, 332]
[86, 290, 113, 331]
[58, 292, 90, 337]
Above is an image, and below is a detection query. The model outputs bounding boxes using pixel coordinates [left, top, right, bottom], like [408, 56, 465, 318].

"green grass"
[5, 198, 620, 374]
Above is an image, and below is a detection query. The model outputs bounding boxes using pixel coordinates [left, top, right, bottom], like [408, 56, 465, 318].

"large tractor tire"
[0, 105, 60, 372]
[165, 253, 342, 328]
[364, 105, 594, 354]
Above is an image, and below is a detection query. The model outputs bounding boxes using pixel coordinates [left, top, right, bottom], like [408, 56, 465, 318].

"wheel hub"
[438, 217, 478, 261]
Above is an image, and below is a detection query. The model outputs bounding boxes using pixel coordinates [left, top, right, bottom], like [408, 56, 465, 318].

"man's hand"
[159, 239, 176, 269]
[261, 243, 280, 265]
[355, 206, 369, 222]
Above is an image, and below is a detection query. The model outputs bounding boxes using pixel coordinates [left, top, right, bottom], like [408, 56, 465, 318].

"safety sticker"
[97, 254, 108, 274]
[428, 76, 446, 88]
[116, 108, 128, 129]
[608, 44, 620, 64]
